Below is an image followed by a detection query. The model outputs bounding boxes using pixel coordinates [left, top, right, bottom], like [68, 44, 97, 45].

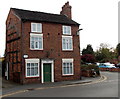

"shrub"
[81, 64, 100, 76]
[81, 54, 95, 63]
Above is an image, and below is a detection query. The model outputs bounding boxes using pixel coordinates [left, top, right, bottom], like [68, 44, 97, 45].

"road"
[2, 71, 119, 97]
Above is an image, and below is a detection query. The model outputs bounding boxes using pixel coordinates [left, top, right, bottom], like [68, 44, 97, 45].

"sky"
[0, 0, 119, 57]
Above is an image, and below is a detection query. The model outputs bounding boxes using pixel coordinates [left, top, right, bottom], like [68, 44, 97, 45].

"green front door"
[43, 63, 51, 82]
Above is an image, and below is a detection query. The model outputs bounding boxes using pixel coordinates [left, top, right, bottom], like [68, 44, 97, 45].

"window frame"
[62, 25, 71, 35]
[25, 59, 40, 77]
[62, 35, 73, 51]
[62, 58, 74, 75]
[30, 33, 43, 50]
[31, 23, 42, 33]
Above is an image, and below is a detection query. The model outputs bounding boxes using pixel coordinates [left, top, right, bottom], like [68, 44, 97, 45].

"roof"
[11, 8, 80, 26]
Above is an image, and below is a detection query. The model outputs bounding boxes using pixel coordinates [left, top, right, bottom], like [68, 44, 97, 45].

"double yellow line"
[1, 75, 107, 97]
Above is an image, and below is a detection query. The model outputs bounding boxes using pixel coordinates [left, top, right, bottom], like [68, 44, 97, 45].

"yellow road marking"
[2, 90, 29, 97]
[1, 75, 107, 97]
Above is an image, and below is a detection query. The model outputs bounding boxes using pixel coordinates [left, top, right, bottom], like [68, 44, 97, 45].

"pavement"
[1, 75, 106, 97]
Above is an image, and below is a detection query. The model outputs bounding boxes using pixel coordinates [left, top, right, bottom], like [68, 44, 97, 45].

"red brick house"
[5, 2, 81, 84]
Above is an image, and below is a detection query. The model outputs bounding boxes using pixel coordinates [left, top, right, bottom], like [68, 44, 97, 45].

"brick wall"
[6, 10, 81, 84]
[21, 21, 81, 84]
[6, 9, 22, 82]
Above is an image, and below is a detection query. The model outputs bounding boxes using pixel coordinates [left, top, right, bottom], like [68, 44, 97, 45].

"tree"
[81, 54, 95, 63]
[116, 43, 120, 56]
[82, 44, 94, 55]
[81, 44, 95, 63]
[95, 48, 110, 62]
[95, 43, 117, 62]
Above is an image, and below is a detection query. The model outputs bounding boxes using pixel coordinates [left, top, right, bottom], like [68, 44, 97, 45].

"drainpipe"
[77, 28, 83, 55]
[21, 21, 24, 84]
[76, 28, 83, 79]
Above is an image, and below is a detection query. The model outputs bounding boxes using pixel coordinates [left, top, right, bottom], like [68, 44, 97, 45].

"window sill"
[62, 50, 73, 52]
[62, 34, 71, 36]
[30, 32, 42, 34]
[30, 49, 43, 51]
[62, 74, 74, 76]
[25, 76, 39, 78]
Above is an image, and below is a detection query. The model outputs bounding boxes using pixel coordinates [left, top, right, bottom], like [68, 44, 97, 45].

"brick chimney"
[60, 1, 72, 19]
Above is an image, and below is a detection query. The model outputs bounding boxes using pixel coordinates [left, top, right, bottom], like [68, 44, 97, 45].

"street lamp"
[77, 28, 83, 35]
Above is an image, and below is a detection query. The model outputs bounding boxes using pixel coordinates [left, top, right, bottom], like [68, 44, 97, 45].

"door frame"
[41, 59, 54, 83]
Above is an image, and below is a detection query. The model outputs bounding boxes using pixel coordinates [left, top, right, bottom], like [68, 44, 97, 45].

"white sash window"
[31, 23, 42, 33]
[30, 33, 43, 50]
[25, 59, 39, 77]
[62, 59, 74, 75]
[63, 25, 71, 35]
[62, 36, 73, 50]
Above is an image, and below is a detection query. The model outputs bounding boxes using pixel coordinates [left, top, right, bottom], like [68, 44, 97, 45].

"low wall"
[99, 68, 120, 72]
[81, 70, 92, 77]
[81, 70, 100, 77]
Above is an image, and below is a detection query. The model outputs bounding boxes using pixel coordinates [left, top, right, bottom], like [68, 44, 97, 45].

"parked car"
[85, 63, 92, 65]
[115, 63, 120, 68]
[96, 62, 100, 66]
[98, 63, 116, 68]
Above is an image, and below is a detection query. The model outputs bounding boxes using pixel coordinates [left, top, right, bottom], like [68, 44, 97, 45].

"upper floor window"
[62, 36, 73, 51]
[62, 25, 71, 35]
[31, 23, 42, 33]
[30, 33, 43, 50]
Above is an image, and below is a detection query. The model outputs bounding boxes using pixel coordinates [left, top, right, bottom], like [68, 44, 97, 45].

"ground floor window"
[25, 59, 39, 77]
[62, 58, 74, 75]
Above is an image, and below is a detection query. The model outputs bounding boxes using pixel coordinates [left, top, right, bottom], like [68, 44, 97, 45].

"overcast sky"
[0, 0, 119, 57]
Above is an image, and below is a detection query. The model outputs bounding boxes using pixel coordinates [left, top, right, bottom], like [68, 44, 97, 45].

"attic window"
[31, 23, 42, 33]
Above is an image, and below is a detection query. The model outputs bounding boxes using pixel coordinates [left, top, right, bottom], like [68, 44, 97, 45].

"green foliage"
[81, 44, 95, 63]
[81, 59, 85, 64]
[81, 64, 100, 75]
[116, 43, 120, 56]
[81, 43, 118, 63]
[95, 43, 117, 62]
[81, 64, 99, 71]
[82, 44, 94, 55]
[95, 48, 110, 62]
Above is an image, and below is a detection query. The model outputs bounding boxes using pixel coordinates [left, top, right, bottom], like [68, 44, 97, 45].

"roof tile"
[11, 8, 80, 25]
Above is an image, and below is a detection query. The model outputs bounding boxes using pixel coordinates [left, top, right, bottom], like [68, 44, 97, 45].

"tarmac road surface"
[2, 71, 119, 98]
